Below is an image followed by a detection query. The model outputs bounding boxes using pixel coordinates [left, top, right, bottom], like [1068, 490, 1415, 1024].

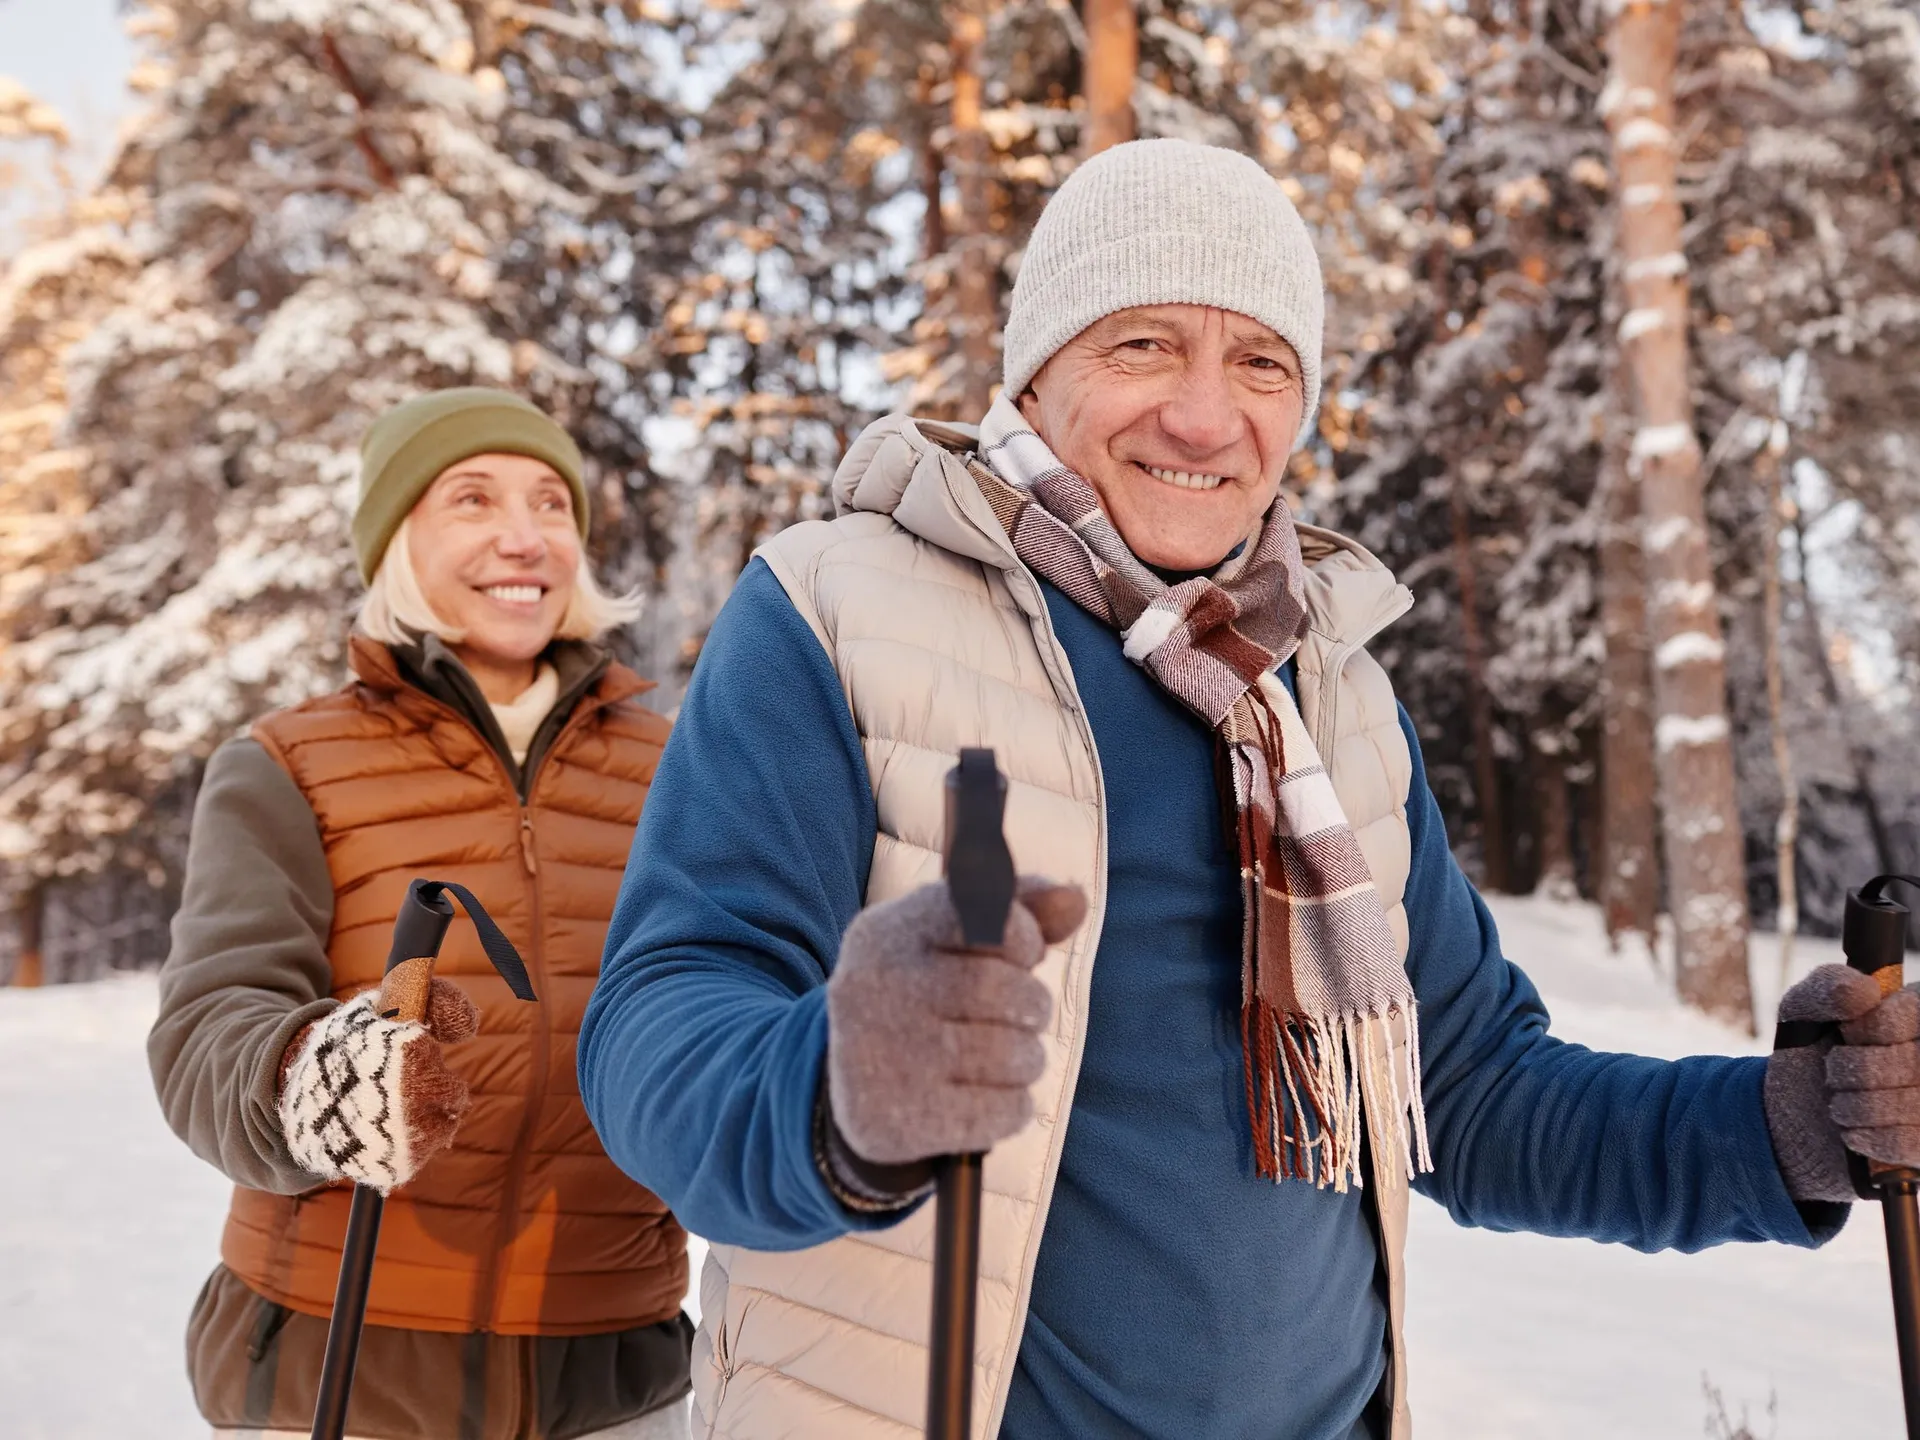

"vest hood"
[830, 412, 1413, 651]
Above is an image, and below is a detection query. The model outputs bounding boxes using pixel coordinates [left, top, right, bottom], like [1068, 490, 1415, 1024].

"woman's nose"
[493, 506, 546, 557]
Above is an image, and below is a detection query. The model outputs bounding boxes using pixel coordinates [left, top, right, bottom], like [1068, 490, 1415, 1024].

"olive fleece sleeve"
[148, 736, 341, 1194]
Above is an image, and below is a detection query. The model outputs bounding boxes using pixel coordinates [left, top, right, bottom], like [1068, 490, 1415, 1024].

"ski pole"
[309, 878, 535, 1440]
[927, 749, 1017, 1440]
[1837, 875, 1920, 1440]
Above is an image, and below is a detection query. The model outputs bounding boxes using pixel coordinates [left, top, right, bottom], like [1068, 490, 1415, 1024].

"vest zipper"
[391, 669, 617, 1333]
[467, 677, 617, 1324]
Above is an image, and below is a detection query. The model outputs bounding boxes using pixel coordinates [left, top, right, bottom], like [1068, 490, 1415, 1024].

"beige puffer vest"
[698, 416, 1418, 1440]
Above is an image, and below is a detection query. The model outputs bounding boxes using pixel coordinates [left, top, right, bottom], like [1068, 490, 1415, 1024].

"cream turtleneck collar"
[489, 664, 560, 765]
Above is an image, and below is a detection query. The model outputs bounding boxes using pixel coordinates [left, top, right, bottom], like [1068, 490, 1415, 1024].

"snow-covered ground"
[0, 894, 1900, 1437]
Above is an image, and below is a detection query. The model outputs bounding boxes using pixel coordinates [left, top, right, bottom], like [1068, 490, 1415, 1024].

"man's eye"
[1120, 337, 1162, 352]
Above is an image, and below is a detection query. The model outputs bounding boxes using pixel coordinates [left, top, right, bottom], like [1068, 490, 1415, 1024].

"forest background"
[1, 0, 1917, 1035]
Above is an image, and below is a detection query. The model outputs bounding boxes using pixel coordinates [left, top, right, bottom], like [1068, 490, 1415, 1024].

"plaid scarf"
[973, 396, 1430, 1190]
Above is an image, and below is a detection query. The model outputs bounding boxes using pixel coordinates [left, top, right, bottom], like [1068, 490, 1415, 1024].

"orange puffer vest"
[221, 638, 685, 1336]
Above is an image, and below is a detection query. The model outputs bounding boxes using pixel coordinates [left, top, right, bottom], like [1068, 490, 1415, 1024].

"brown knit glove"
[824, 878, 1087, 1174]
[1765, 964, 1920, 1203]
[276, 978, 479, 1194]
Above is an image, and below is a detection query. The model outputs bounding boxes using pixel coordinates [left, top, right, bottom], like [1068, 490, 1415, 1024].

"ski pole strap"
[421, 880, 537, 1002]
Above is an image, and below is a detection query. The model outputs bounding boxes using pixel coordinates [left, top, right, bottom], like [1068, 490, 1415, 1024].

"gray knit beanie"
[1001, 138, 1324, 429]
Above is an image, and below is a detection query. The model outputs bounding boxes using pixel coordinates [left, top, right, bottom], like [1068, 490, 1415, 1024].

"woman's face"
[406, 452, 580, 670]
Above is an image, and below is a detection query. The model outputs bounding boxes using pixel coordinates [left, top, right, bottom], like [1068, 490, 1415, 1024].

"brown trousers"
[187, 1266, 692, 1440]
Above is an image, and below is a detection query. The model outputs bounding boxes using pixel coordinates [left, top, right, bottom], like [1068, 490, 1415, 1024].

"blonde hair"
[356, 514, 644, 646]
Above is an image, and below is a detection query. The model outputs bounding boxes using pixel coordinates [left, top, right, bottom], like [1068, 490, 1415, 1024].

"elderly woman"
[151, 388, 690, 1440]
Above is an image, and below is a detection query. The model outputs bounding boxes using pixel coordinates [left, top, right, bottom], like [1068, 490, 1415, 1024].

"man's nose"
[1157, 361, 1244, 456]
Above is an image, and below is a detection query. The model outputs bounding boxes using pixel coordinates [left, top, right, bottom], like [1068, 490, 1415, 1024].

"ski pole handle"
[944, 749, 1016, 949]
[927, 750, 1016, 1440]
[375, 880, 457, 1025]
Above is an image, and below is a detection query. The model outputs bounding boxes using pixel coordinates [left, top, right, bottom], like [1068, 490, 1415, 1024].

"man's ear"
[1014, 381, 1043, 428]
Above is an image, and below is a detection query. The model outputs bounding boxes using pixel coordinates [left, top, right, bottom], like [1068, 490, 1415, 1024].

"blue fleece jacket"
[580, 558, 1837, 1440]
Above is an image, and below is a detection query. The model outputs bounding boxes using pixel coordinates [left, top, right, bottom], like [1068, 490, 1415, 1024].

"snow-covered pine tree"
[0, 74, 75, 256]
[614, 1, 939, 667]
[1321, 0, 1614, 898]
[1678, 0, 1920, 936]
[0, 0, 690, 977]
[0, 82, 141, 984]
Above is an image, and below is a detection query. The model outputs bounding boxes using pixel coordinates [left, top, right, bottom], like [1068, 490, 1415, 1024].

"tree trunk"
[1758, 424, 1799, 987]
[950, 0, 997, 418]
[1081, 0, 1138, 158]
[1451, 466, 1511, 892]
[1533, 741, 1577, 900]
[1598, 365, 1662, 952]
[11, 885, 43, 987]
[1425, 186, 1510, 893]
[918, 66, 946, 263]
[1605, 0, 1753, 1030]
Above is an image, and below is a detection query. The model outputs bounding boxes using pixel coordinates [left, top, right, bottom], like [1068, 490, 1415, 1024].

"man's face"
[1016, 304, 1306, 571]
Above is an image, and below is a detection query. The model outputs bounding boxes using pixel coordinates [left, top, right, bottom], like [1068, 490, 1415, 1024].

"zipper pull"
[519, 814, 539, 876]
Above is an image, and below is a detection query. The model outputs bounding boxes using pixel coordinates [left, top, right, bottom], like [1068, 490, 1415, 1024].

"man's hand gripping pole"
[1778, 874, 1920, 1439]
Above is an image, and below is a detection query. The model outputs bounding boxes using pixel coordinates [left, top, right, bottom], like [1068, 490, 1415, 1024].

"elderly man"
[580, 139, 1915, 1439]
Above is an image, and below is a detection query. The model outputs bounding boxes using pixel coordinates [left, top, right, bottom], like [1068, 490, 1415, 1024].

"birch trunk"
[1598, 363, 1662, 952]
[1082, 0, 1138, 158]
[1605, 0, 1753, 1030]
[951, 0, 997, 418]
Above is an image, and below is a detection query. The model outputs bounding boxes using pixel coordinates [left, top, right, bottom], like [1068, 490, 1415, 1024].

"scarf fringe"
[1247, 999, 1433, 1191]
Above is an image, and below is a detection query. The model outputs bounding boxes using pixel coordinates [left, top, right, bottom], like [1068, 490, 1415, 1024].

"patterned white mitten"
[276, 978, 478, 1194]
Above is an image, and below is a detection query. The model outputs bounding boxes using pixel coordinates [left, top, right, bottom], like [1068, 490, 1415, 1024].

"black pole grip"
[1846, 876, 1920, 981]
[385, 879, 455, 976]
[945, 749, 1016, 950]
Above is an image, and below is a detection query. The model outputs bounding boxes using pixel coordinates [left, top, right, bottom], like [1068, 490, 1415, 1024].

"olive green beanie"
[352, 388, 588, 582]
